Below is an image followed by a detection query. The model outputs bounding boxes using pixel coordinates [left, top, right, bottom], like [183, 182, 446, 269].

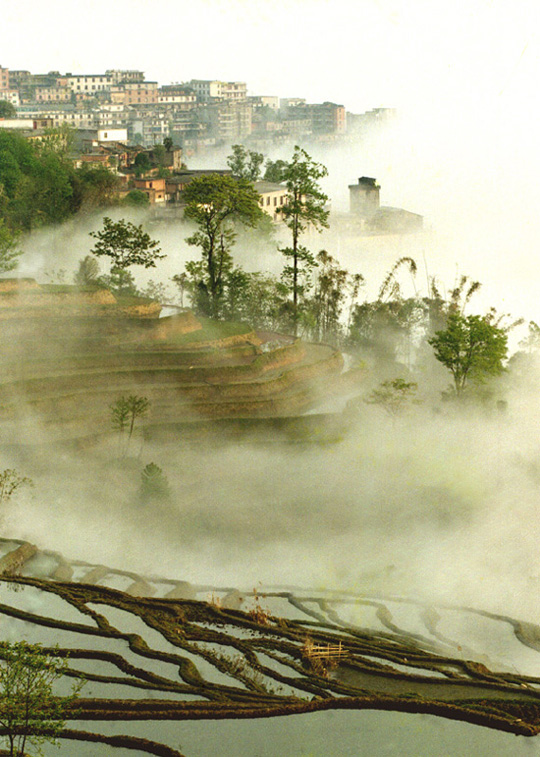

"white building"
[67, 74, 112, 94]
[188, 80, 247, 103]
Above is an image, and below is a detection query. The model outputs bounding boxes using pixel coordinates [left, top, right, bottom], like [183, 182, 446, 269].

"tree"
[123, 189, 150, 208]
[133, 152, 152, 175]
[75, 166, 121, 207]
[182, 174, 263, 318]
[263, 159, 288, 184]
[163, 137, 173, 152]
[73, 255, 100, 287]
[428, 313, 508, 396]
[364, 378, 419, 419]
[89, 217, 164, 294]
[278, 147, 329, 335]
[0, 221, 23, 274]
[0, 470, 32, 510]
[110, 395, 150, 456]
[139, 462, 171, 504]
[0, 102, 16, 119]
[0, 641, 84, 757]
[309, 250, 349, 344]
[227, 145, 264, 181]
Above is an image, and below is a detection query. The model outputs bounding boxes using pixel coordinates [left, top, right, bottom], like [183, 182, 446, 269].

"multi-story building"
[106, 69, 145, 85]
[158, 86, 196, 108]
[111, 82, 158, 105]
[253, 181, 288, 222]
[34, 87, 71, 103]
[188, 80, 247, 103]
[198, 100, 252, 141]
[308, 102, 346, 134]
[0, 66, 9, 91]
[0, 90, 20, 106]
[67, 74, 112, 95]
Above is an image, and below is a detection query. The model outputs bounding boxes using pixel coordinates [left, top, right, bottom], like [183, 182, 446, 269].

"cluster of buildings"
[0, 65, 393, 154]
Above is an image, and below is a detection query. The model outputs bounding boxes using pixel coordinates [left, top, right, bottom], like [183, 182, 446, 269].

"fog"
[7, 90, 540, 636]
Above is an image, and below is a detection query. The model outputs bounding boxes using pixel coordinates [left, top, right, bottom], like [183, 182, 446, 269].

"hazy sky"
[3, 0, 540, 114]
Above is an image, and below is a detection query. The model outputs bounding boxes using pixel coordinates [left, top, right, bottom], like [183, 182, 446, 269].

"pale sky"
[3, 0, 540, 115]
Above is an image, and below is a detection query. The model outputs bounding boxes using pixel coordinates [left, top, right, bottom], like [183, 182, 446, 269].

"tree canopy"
[89, 217, 164, 294]
[183, 174, 263, 318]
[277, 147, 329, 334]
[428, 312, 508, 396]
[226, 145, 264, 181]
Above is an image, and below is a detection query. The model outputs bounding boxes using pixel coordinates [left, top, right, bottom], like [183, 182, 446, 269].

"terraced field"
[0, 284, 345, 444]
[0, 539, 539, 757]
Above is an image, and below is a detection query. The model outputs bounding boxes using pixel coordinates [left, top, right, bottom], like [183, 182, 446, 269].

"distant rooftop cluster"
[0, 64, 395, 154]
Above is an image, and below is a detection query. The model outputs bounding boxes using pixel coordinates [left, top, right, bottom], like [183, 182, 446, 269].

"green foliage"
[227, 144, 264, 181]
[134, 152, 152, 174]
[0, 641, 84, 757]
[428, 313, 508, 396]
[110, 395, 150, 456]
[0, 101, 16, 119]
[182, 174, 263, 318]
[0, 131, 78, 231]
[139, 462, 171, 504]
[73, 255, 100, 287]
[364, 378, 419, 418]
[89, 217, 164, 275]
[123, 189, 150, 208]
[263, 158, 288, 183]
[75, 167, 121, 207]
[277, 147, 329, 334]
[163, 137, 173, 152]
[0, 221, 22, 274]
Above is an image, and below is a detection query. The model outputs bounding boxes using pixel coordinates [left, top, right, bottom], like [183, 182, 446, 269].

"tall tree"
[0, 641, 84, 757]
[309, 250, 349, 344]
[278, 147, 329, 335]
[428, 313, 508, 396]
[0, 101, 16, 119]
[89, 217, 164, 293]
[182, 174, 263, 318]
[0, 221, 22, 274]
[227, 145, 264, 181]
[263, 158, 288, 183]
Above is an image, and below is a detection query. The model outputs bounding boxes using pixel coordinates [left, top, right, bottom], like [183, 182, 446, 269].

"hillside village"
[0, 65, 393, 153]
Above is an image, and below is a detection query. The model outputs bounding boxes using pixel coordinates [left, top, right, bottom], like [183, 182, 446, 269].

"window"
[266, 197, 270, 206]
[273, 197, 277, 206]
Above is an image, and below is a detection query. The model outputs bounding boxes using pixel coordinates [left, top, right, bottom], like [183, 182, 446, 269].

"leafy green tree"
[110, 395, 150, 456]
[309, 250, 349, 344]
[0, 641, 84, 757]
[123, 189, 150, 208]
[0, 102, 16, 119]
[163, 137, 173, 152]
[227, 145, 264, 181]
[263, 159, 288, 183]
[89, 217, 164, 294]
[182, 174, 263, 318]
[277, 147, 329, 335]
[348, 258, 423, 368]
[134, 152, 152, 175]
[139, 462, 171, 504]
[364, 378, 419, 418]
[75, 166, 120, 207]
[73, 255, 100, 287]
[428, 313, 508, 396]
[0, 221, 23, 274]
[0, 131, 78, 230]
